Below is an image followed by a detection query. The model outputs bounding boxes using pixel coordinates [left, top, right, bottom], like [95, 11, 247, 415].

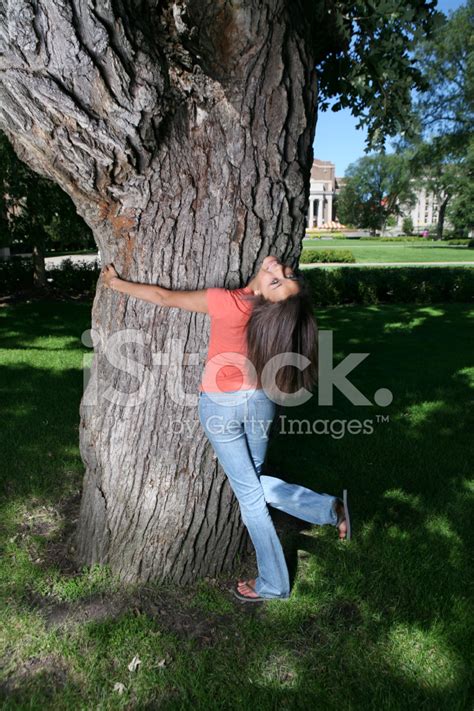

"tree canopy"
[303, 0, 444, 148]
[0, 129, 94, 283]
[337, 153, 415, 233]
[412, 0, 473, 153]
[393, 0, 474, 237]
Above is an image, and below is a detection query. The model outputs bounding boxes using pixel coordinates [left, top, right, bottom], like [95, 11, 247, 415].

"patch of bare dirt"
[0, 653, 70, 698]
[25, 590, 129, 629]
[25, 581, 258, 650]
[34, 491, 82, 575]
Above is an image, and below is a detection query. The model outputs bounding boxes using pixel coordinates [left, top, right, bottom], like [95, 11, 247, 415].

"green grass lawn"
[302, 238, 474, 263]
[1, 299, 473, 709]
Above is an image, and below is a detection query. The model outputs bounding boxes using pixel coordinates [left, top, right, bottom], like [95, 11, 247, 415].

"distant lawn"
[0, 299, 473, 709]
[302, 238, 474, 263]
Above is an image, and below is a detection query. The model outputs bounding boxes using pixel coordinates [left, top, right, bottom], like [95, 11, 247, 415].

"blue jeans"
[198, 388, 339, 599]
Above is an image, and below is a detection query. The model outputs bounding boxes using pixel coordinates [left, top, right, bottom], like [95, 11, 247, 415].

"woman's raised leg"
[244, 393, 340, 528]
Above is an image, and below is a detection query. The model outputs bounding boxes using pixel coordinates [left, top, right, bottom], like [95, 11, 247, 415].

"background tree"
[0, 141, 12, 253]
[0, 130, 94, 285]
[412, 0, 473, 155]
[396, 0, 473, 238]
[0, 0, 441, 584]
[405, 138, 462, 240]
[337, 153, 416, 235]
[447, 136, 474, 238]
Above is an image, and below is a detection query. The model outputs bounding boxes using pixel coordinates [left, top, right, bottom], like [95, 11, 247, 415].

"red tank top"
[200, 286, 258, 392]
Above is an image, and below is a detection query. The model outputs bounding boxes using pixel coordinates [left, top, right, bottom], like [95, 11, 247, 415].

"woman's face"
[258, 255, 301, 302]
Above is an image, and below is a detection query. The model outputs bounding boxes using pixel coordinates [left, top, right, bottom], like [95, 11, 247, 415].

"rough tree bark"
[436, 194, 450, 240]
[32, 243, 46, 287]
[0, 0, 318, 583]
[30, 223, 47, 287]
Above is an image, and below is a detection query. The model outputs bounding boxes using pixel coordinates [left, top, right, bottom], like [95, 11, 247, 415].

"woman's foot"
[337, 516, 348, 539]
[237, 578, 260, 599]
[334, 498, 348, 540]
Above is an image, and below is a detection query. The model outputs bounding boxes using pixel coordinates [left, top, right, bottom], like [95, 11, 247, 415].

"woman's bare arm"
[101, 264, 208, 313]
[158, 287, 208, 313]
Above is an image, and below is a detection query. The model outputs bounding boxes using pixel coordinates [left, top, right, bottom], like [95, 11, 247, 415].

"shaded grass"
[302, 238, 474, 263]
[0, 300, 473, 709]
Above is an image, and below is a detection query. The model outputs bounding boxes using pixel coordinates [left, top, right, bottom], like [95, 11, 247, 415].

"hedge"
[444, 238, 474, 247]
[300, 249, 355, 263]
[0, 256, 100, 297]
[0, 257, 35, 294]
[1, 257, 473, 306]
[301, 266, 474, 306]
[46, 257, 100, 295]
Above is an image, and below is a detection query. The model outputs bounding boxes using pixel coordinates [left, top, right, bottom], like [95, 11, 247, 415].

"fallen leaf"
[127, 656, 141, 672]
[113, 682, 126, 695]
[157, 658, 166, 668]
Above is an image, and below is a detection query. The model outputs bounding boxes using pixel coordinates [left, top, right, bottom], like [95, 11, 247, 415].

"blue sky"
[314, 0, 465, 176]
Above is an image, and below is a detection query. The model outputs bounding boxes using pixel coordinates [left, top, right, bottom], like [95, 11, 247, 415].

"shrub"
[444, 238, 474, 247]
[0, 256, 34, 294]
[0, 256, 100, 297]
[364, 235, 425, 242]
[46, 257, 100, 296]
[300, 249, 356, 263]
[402, 216, 414, 235]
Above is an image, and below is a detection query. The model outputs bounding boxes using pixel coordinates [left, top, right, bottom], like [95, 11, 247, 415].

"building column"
[308, 198, 314, 228]
[315, 199, 321, 227]
[327, 195, 333, 224]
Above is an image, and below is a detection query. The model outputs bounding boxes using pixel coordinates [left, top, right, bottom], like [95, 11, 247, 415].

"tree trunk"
[30, 220, 48, 287]
[32, 242, 46, 288]
[436, 195, 450, 240]
[0, 0, 317, 583]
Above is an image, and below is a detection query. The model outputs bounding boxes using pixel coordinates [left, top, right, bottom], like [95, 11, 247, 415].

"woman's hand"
[101, 263, 119, 288]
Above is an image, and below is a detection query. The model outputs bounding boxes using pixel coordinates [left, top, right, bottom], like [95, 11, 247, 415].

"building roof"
[311, 159, 335, 182]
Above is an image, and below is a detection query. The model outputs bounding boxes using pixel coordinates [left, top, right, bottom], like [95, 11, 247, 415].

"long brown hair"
[243, 273, 318, 396]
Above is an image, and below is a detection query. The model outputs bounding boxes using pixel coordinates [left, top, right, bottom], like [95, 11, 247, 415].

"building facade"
[307, 158, 443, 232]
[396, 186, 441, 231]
[306, 159, 345, 228]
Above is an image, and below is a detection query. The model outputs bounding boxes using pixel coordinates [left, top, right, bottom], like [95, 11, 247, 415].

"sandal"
[334, 489, 352, 541]
[230, 580, 267, 603]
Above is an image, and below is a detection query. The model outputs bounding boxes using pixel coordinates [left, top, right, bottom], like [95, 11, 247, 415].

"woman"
[101, 255, 351, 603]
